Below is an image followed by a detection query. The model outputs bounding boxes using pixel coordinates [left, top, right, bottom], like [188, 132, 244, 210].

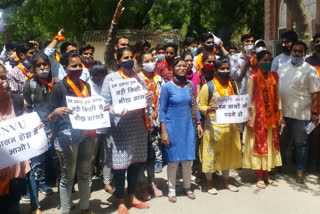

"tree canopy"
[1, 0, 264, 46]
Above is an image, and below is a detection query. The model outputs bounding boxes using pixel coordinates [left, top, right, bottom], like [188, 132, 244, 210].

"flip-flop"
[225, 184, 239, 192]
[256, 180, 266, 189]
[208, 187, 218, 195]
[267, 179, 279, 187]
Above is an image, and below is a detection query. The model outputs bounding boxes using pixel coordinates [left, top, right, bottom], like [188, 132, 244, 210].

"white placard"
[66, 96, 111, 130]
[215, 94, 250, 124]
[110, 78, 148, 113]
[0, 112, 48, 169]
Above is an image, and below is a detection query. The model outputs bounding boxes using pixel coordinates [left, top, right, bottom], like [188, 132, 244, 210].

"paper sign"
[215, 94, 250, 124]
[66, 96, 111, 130]
[0, 112, 48, 169]
[110, 78, 148, 113]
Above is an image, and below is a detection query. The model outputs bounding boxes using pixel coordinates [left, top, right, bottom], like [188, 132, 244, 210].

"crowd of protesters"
[1, 0, 320, 214]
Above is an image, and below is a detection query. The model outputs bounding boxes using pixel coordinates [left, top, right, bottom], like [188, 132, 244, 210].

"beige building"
[83, 29, 183, 63]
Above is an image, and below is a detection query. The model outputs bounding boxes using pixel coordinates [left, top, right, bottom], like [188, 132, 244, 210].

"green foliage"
[1, 0, 264, 46]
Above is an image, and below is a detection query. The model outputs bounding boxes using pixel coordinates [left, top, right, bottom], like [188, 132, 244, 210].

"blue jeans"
[26, 170, 40, 208]
[280, 117, 309, 172]
[54, 129, 95, 213]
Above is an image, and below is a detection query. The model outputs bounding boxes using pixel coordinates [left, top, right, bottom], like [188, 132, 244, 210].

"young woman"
[182, 51, 201, 98]
[160, 57, 203, 203]
[48, 52, 95, 214]
[198, 57, 242, 195]
[243, 50, 283, 189]
[23, 52, 55, 214]
[199, 52, 216, 85]
[136, 51, 164, 201]
[100, 48, 154, 214]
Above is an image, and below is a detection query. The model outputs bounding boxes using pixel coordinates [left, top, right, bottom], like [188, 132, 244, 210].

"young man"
[230, 34, 255, 95]
[306, 33, 320, 171]
[228, 45, 238, 55]
[154, 44, 166, 62]
[156, 42, 178, 82]
[7, 42, 36, 95]
[254, 39, 267, 53]
[271, 30, 298, 73]
[79, 44, 101, 72]
[44, 30, 90, 82]
[183, 37, 198, 55]
[103, 0, 128, 73]
[193, 33, 216, 73]
[278, 41, 319, 184]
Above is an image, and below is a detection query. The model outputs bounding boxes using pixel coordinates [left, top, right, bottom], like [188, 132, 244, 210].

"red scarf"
[251, 72, 280, 155]
[66, 76, 96, 139]
[118, 69, 151, 131]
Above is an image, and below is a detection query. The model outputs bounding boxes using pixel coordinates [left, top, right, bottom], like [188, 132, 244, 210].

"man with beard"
[79, 44, 101, 72]
[156, 42, 178, 82]
[6, 42, 36, 95]
[271, 30, 298, 73]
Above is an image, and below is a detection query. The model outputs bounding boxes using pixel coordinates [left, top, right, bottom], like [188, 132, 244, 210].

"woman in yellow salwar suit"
[198, 57, 242, 195]
[243, 50, 283, 189]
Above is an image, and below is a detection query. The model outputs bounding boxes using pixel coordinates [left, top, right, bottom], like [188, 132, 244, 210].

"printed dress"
[198, 83, 242, 173]
[100, 72, 149, 169]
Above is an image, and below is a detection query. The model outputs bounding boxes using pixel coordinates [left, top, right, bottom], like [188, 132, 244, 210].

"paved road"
[20, 165, 320, 214]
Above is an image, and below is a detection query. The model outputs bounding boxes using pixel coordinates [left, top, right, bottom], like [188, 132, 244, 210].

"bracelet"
[54, 34, 65, 42]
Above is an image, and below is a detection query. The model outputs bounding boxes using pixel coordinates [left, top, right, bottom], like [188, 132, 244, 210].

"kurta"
[243, 76, 282, 171]
[159, 81, 200, 162]
[100, 71, 149, 169]
[198, 83, 242, 173]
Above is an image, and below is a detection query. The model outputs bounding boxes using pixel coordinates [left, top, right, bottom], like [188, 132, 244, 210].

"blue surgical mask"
[190, 48, 198, 56]
[290, 55, 304, 65]
[120, 59, 135, 70]
[156, 54, 165, 62]
[23, 59, 31, 68]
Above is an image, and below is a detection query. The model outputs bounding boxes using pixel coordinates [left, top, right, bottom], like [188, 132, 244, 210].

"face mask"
[282, 46, 291, 54]
[67, 68, 83, 79]
[81, 56, 94, 64]
[203, 62, 215, 71]
[204, 44, 214, 52]
[23, 59, 31, 68]
[120, 59, 134, 70]
[314, 44, 320, 53]
[259, 62, 271, 71]
[190, 48, 198, 56]
[142, 62, 156, 73]
[9, 58, 19, 67]
[243, 44, 254, 53]
[256, 47, 266, 53]
[155, 54, 165, 62]
[290, 56, 304, 65]
[36, 69, 50, 78]
[217, 71, 230, 79]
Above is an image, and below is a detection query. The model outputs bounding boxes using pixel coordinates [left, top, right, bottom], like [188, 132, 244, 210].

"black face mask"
[282, 46, 291, 54]
[217, 71, 230, 79]
[204, 44, 214, 52]
[315, 44, 320, 53]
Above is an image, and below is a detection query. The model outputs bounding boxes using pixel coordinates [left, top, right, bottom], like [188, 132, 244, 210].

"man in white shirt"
[271, 31, 298, 73]
[278, 41, 320, 184]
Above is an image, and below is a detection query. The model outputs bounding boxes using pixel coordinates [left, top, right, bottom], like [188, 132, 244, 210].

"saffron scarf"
[256, 68, 279, 128]
[242, 50, 258, 74]
[118, 69, 151, 131]
[66, 76, 96, 138]
[213, 77, 235, 96]
[35, 75, 55, 93]
[18, 63, 33, 80]
[139, 71, 159, 122]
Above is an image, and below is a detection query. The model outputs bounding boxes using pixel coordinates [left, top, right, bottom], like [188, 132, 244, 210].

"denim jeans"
[26, 170, 40, 208]
[112, 163, 142, 199]
[280, 117, 309, 172]
[54, 129, 95, 214]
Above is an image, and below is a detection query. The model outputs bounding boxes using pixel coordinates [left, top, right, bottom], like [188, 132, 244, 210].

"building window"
[303, 0, 316, 19]
[279, 0, 287, 30]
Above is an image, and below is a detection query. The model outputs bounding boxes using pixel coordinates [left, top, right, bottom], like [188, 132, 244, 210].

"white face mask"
[36, 68, 50, 78]
[243, 44, 254, 53]
[142, 62, 156, 73]
[156, 54, 165, 62]
[255, 47, 266, 53]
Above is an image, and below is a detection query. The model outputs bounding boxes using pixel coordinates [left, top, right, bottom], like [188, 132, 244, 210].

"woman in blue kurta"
[160, 57, 203, 203]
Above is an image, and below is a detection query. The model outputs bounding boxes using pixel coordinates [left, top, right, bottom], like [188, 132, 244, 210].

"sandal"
[184, 189, 196, 200]
[225, 184, 239, 192]
[256, 180, 266, 189]
[207, 187, 218, 195]
[168, 196, 177, 203]
[267, 179, 279, 187]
